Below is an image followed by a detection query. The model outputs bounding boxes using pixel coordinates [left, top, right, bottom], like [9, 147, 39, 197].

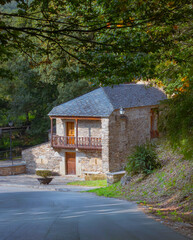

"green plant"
[126, 144, 161, 175]
[142, 191, 148, 196]
[156, 172, 166, 183]
[36, 170, 52, 178]
[170, 210, 177, 216]
[137, 200, 147, 205]
[156, 210, 163, 216]
[88, 182, 122, 198]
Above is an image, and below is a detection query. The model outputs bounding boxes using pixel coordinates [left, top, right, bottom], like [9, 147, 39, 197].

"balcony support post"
[50, 117, 53, 147]
[76, 119, 78, 148]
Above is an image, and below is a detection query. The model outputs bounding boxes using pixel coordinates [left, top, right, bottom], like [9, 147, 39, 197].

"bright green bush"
[36, 170, 52, 178]
[126, 144, 161, 175]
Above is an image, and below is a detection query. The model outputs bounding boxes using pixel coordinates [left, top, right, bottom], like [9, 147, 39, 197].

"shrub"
[36, 170, 52, 178]
[126, 144, 161, 175]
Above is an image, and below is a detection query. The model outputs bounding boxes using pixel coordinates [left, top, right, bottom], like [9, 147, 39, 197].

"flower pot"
[37, 178, 53, 185]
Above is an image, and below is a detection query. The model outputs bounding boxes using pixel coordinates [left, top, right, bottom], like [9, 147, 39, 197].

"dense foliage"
[0, 54, 95, 149]
[0, 1, 192, 156]
[1, 0, 192, 84]
[159, 82, 193, 159]
[126, 144, 161, 175]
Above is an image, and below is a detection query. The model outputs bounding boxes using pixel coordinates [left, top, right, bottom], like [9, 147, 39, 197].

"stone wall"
[56, 118, 65, 135]
[23, 142, 103, 176]
[22, 142, 62, 174]
[0, 164, 26, 176]
[85, 173, 107, 181]
[109, 106, 155, 172]
[77, 150, 102, 174]
[78, 120, 101, 138]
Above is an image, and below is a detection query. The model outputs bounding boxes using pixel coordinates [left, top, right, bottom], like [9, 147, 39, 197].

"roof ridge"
[101, 87, 115, 110]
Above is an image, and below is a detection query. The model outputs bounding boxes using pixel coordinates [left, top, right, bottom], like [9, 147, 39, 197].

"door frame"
[65, 152, 76, 175]
[66, 121, 75, 136]
[66, 121, 75, 145]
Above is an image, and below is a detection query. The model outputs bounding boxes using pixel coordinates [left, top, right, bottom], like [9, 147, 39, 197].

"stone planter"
[37, 178, 53, 185]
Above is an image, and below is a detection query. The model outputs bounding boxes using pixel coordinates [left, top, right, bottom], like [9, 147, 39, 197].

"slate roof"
[48, 84, 167, 117]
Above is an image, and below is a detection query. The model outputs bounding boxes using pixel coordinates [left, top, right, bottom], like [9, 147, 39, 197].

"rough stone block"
[107, 171, 125, 185]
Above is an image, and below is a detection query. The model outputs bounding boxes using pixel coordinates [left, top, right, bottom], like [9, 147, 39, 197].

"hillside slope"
[89, 141, 193, 238]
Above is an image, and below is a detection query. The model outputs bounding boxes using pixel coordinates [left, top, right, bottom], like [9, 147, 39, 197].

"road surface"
[0, 187, 188, 240]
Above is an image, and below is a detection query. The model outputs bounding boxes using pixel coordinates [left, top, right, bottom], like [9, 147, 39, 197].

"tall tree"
[0, 0, 192, 156]
[0, 0, 192, 85]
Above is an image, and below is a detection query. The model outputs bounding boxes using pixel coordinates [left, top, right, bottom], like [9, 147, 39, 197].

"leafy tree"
[159, 81, 193, 159]
[0, 0, 192, 85]
[0, 0, 192, 156]
[57, 79, 95, 103]
[0, 53, 95, 133]
[0, 55, 58, 133]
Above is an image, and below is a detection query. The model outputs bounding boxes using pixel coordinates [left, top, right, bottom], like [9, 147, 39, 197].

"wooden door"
[66, 152, 76, 175]
[66, 122, 75, 144]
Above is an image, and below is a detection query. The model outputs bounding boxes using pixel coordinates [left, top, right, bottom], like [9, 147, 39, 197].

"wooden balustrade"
[52, 135, 102, 150]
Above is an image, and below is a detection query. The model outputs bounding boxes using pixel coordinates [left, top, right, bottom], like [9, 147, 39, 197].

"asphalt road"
[0, 187, 188, 240]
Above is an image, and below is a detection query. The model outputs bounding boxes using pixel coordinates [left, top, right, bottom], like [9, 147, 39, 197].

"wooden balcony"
[51, 135, 102, 150]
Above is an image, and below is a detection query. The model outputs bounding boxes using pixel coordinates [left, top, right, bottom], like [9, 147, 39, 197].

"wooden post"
[51, 117, 53, 146]
[76, 119, 78, 148]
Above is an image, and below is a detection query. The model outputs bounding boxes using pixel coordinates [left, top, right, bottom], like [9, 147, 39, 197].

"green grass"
[88, 182, 123, 198]
[67, 180, 107, 187]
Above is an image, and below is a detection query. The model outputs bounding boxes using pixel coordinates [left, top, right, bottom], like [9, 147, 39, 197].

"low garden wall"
[84, 172, 107, 181]
[0, 164, 26, 176]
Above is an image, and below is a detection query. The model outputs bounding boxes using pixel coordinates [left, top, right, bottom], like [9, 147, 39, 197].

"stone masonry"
[77, 150, 102, 173]
[0, 164, 26, 176]
[22, 142, 62, 174]
[24, 119, 105, 176]
[108, 106, 155, 172]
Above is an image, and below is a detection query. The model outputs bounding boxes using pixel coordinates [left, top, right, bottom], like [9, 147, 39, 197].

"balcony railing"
[52, 135, 102, 150]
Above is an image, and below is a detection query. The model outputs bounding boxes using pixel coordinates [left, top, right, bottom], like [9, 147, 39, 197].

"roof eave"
[48, 115, 109, 119]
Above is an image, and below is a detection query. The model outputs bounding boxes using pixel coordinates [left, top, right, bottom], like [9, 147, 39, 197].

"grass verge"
[67, 180, 107, 187]
[88, 182, 123, 197]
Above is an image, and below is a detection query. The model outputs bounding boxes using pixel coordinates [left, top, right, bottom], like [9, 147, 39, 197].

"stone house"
[23, 84, 166, 177]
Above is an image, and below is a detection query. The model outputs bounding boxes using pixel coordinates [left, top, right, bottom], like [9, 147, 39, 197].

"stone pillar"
[101, 118, 109, 173]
